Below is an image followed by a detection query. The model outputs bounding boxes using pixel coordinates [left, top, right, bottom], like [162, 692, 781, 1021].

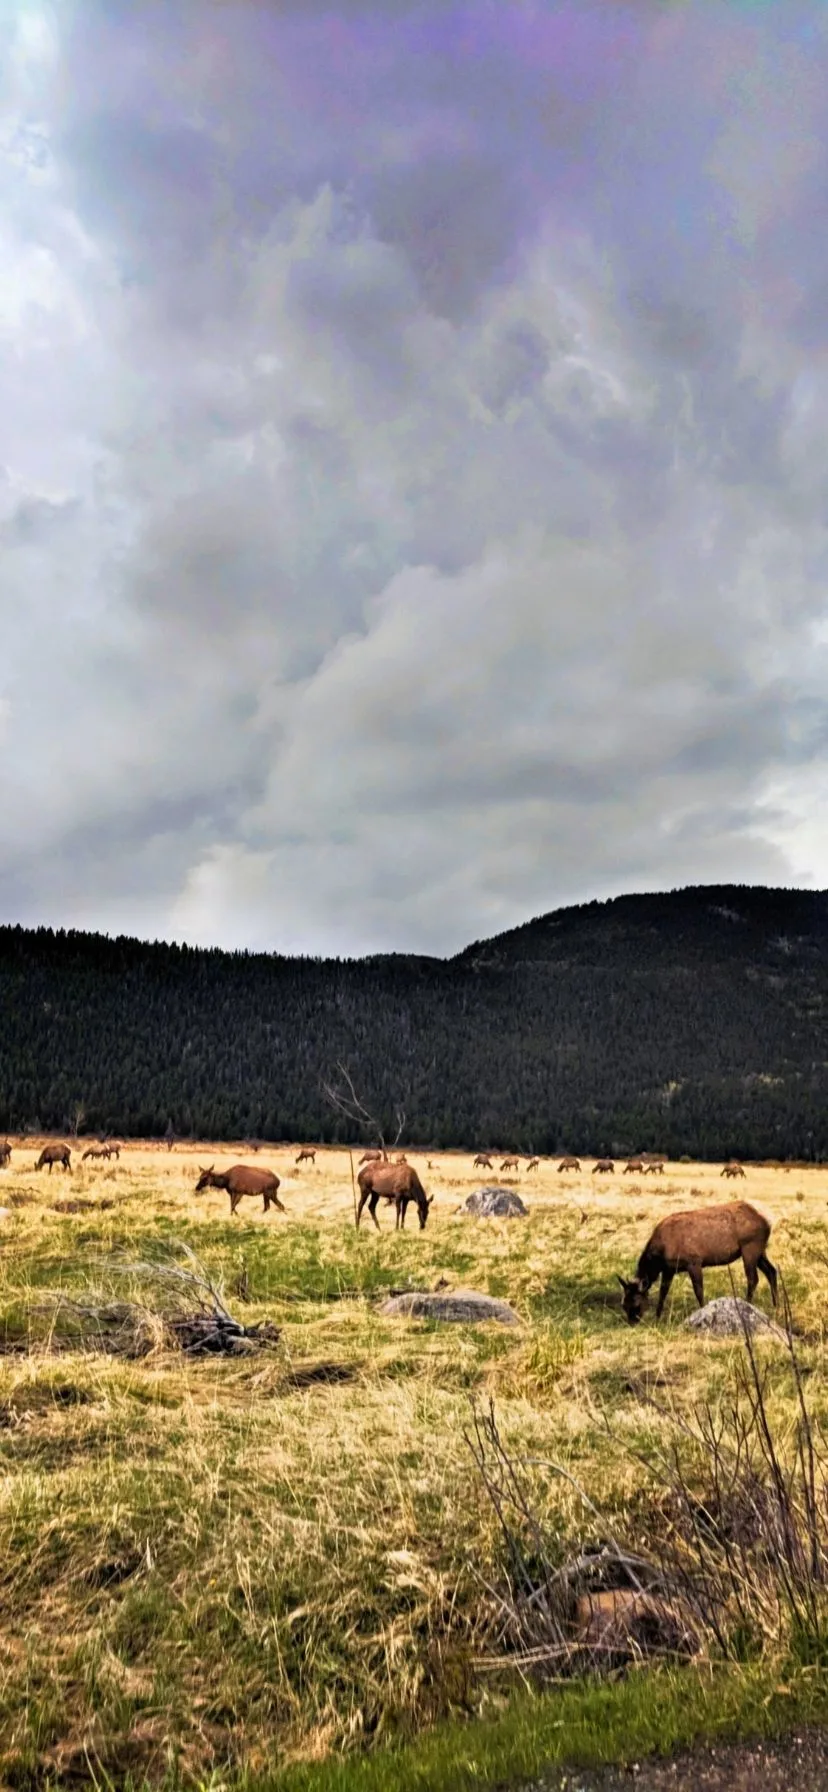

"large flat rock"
[381, 1287, 520, 1325]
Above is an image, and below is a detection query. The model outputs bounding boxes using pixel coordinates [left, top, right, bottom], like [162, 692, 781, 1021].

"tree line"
[0, 883, 827, 1159]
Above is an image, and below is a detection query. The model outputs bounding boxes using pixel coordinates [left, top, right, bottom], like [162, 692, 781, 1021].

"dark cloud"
[1, 0, 828, 954]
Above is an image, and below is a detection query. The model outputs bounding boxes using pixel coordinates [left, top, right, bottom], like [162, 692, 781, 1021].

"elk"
[359, 1149, 385, 1166]
[35, 1144, 71, 1173]
[558, 1156, 581, 1172]
[644, 1154, 666, 1173]
[82, 1145, 111, 1162]
[194, 1164, 284, 1216]
[593, 1158, 614, 1174]
[624, 1158, 645, 1174]
[721, 1162, 746, 1178]
[296, 1148, 317, 1166]
[500, 1156, 520, 1172]
[474, 1153, 493, 1170]
[618, 1201, 777, 1324]
[0, 1140, 11, 1168]
[526, 1157, 540, 1172]
[356, 1161, 432, 1231]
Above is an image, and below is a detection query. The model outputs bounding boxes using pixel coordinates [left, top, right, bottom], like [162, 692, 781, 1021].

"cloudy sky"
[2, 0, 828, 957]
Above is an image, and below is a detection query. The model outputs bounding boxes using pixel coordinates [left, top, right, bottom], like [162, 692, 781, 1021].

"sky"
[2, 0, 828, 958]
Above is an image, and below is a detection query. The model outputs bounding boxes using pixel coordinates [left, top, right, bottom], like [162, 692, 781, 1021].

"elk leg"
[757, 1253, 778, 1307]
[355, 1189, 370, 1229]
[687, 1264, 705, 1307]
[655, 1269, 675, 1318]
[369, 1193, 381, 1231]
[263, 1194, 270, 1212]
[230, 1193, 241, 1216]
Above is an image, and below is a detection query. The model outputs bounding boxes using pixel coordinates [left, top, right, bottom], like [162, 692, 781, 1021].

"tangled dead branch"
[38, 1243, 281, 1358]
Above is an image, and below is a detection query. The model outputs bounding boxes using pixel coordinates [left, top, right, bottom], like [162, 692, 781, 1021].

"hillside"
[1, 884, 827, 1158]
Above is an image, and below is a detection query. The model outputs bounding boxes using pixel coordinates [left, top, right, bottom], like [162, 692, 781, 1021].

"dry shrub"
[467, 1293, 828, 1678]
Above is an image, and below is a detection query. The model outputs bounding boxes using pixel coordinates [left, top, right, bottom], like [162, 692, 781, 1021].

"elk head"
[418, 1194, 434, 1230]
[617, 1275, 648, 1326]
[195, 1165, 215, 1193]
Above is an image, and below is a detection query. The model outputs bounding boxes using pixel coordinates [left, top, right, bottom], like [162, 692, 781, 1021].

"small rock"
[685, 1296, 787, 1341]
[381, 1288, 520, 1325]
[463, 1186, 528, 1218]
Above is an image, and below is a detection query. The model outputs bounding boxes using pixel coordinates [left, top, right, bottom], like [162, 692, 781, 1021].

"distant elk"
[0, 1140, 11, 1168]
[194, 1163, 285, 1216]
[526, 1157, 540, 1172]
[35, 1144, 71, 1173]
[359, 1149, 385, 1166]
[82, 1145, 111, 1162]
[593, 1159, 614, 1174]
[618, 1200, 777, 1324]
[721, 1162, 746, 1179]
[558, 1156, 581, 1173]
[356, 1161, 432, 1231]
[643, 1154, 666, 1174]
[295, 1148, 317, 1166]
[500, 1157, 520, 1172]
[624, 1158, 645, 1175]
[107, 1143, 121, 1160]
[474, 1153, 493, 1170]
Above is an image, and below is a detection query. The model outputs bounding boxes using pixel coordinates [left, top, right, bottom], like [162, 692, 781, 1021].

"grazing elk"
[194, 1164, 284, 1216]
[618, 1201, 777, 1324]
[35, 1144, 71, 1173]
[558, 1156, 581, 1172]
[295, 1148, 317, 1166]
[0, 1140, 11, 1168]
[359, 1149, 385, 1166]
[721, 1162, 746, 1178]
[644, 1155, 666, 1173]
[593, 1158, 614, 1174]
[474, 1153, 493, 1170]
[526, 1157, 540, 1172]
[624, 1158, 645, 1175]
[356, 1161, 432, 1231]
[82, 1145, 111, 1162]
[500, 1157, 520, 1173]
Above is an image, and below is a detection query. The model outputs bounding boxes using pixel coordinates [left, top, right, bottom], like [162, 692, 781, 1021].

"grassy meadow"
[1, 1142, 828, 1788]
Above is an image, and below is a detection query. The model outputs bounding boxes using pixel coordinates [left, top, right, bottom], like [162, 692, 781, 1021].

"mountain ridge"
[0, 883, 826, 1158]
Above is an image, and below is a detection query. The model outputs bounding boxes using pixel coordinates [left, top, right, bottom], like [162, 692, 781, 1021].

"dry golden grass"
[0, 1141, 826, 1785]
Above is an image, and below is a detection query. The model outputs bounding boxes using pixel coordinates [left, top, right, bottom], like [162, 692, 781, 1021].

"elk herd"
[0, 1136, 785, 1328]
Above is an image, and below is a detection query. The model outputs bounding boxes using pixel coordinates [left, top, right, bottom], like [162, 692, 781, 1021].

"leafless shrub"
[466, 1289, 828, 1678]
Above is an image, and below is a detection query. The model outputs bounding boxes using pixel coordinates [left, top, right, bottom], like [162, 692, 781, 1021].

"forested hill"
[1, 883, 827, 1160]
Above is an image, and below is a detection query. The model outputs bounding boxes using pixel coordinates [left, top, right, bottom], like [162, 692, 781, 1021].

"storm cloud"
[2, 0, 828, 954]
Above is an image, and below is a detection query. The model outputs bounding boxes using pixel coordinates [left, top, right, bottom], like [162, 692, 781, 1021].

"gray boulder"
[381, 1287, 520, 1325]
[684, 1297, 787, 1341]
[463, 1186, 528, 1218]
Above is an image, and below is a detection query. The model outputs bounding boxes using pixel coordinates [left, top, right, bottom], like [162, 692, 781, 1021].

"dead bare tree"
[322, 1062, 407, 1227]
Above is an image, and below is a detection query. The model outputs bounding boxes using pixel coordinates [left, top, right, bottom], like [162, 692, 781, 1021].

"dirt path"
[521, 1726, 828, 1789]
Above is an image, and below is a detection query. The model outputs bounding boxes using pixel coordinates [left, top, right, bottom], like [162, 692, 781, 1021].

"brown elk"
[721, 1162, 746, 1178]
[593, 1158, 614, 1174]
[0, 1140, 11, 1168]
[474, 1153, 493, 1170]
[359, 1149, 385, 1165]
[526, 1157, 540, 1172]
[296, 1148, 317, 1166]
[618, 1201, 777, 1324]
[644, 1154, 666, 1173]
[558, 1156, 581, 1172]
[624, 1158, 645, 1174]
[194, 1164, 284, 1216]
[356, 1161, 432, 1231]
[500, 1157, 520, 1172]
[82, 1145, 111, 1162]
[35, 1143, 71, 1173]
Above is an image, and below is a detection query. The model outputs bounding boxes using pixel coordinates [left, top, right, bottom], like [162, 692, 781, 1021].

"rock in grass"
[463, 1187, 528, 1218]
[684, 1296, 787, 1341]
[381, 1288, 520, 1325]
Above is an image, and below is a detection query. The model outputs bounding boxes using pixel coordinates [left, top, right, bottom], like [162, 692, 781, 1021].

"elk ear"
[617, 1275, 631, 1291]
